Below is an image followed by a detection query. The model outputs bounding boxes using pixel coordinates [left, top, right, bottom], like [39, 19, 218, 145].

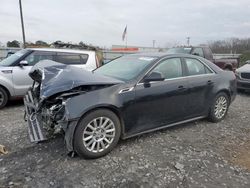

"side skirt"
[122, 116, 206, 139]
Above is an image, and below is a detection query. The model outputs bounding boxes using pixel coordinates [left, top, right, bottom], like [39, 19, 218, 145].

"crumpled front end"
[24, 88, 66, 142]
[24, 83, 110, 143]
[23, 60, 123, 151]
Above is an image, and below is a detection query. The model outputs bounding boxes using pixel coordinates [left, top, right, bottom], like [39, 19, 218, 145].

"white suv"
[0, 48, 102, 108]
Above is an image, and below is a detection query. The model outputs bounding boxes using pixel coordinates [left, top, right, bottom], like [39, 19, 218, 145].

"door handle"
[178, 85, 186, 90]
[207, 80, 214, 85]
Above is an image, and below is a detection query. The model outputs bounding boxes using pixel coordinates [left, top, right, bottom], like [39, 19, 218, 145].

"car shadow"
[118, 119, 203, 147]
[237, 91, 250, 97]
[5, 99, 24, 108]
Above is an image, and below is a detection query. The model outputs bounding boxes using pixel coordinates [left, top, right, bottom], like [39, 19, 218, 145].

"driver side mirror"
[144, 71, 165, 82]
[19, 60, 28, 67]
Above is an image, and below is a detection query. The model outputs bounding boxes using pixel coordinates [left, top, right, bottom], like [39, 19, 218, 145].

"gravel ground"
[0, 93, 250, 188]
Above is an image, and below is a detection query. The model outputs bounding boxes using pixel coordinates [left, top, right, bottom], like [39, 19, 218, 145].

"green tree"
[35, 40, 49, 46]
[7, 40, 20, 47]
[79, 41, 85, 46]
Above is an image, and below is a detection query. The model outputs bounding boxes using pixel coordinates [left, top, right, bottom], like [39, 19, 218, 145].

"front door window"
[24, 51, 55, 66]
[152, 58, 183, 79]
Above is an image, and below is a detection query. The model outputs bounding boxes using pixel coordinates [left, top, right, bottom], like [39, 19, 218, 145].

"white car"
[235, 60, 250, 92]
[0, 48, 102, 108]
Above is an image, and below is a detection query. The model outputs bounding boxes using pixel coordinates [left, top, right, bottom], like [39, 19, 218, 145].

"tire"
[73, 109, 121, 159]
[0, 87, 8, 109]
[208, 92, 229, 123]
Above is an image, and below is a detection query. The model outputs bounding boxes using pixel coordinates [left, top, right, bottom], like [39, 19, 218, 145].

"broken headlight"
[49, 102, 65, 122]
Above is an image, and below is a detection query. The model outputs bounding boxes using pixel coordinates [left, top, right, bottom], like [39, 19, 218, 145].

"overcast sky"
[1, 0, 250, 48]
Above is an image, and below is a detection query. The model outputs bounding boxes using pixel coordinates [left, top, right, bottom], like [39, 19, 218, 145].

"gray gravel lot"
[0, 93, 250, 188]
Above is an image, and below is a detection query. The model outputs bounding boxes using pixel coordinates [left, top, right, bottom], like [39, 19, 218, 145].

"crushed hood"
[29, 60, 124, 99]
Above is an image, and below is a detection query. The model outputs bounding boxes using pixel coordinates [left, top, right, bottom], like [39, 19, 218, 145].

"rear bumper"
[24, 90, 47, 142]
[237, 79, 250, 90]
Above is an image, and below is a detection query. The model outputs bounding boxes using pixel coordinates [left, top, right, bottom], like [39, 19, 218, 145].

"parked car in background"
[235, 60, 250, 91]
[24, 53, 236, 159]
[0, 48, 102, 108]
[167, 46, 240, 71]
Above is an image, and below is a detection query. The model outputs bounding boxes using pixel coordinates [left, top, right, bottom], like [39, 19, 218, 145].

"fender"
[63, 104, 125, 154]
[0, 68, 15, 96]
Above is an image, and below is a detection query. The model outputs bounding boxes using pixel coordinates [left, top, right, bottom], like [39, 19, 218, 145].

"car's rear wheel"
[73, 109, 121, 159]
[208, 92, 229, 122]
[0, 87, 8, 109]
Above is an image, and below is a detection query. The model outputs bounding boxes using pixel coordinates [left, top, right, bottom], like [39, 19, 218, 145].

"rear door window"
[185, 58, 212, 76]
[56, 52, 88, 65]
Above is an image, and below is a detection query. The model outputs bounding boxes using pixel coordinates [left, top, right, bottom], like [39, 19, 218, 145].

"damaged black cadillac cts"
[24, 53, 237, 158]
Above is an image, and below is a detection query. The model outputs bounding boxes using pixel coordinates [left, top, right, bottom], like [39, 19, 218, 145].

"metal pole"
[153, 40, 156, 48]
[187, 37, 190, 46]
[19, 0, 26, 48]
[125, 32, 127, 48]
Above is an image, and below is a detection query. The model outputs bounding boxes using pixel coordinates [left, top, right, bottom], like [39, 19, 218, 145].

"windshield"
[167, 47, 192, 54]
[0, 49, 29, 66]
[95, 55, 156, 81]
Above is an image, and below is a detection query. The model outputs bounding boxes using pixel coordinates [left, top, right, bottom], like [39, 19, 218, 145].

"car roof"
[122, 52, 221, 72]
[27, 48, 96, 54]
[126, 52, 200, 59]
[126, 52, 168, 58]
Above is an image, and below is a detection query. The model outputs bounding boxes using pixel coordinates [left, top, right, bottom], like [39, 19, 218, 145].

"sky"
[1, 0, 250, 48]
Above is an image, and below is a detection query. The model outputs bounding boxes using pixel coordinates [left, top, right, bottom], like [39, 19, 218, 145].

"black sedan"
[24, 53, 237, 158]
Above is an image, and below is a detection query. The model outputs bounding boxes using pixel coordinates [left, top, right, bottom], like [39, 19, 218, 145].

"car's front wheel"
[0, 87, 8, 109]
[73, 109, 121, 159]
[208, 92, 229, 122]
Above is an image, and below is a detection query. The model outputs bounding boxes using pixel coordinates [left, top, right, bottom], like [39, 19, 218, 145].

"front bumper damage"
[24, 90, 47, 142]
[24, 89, 79, 154]
[23, 61, 123, 155]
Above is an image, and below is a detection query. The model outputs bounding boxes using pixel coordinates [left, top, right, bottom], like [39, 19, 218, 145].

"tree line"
[5, 40, 93, 47]
[5, 38, 250, 54]
[208, 38, 250, 54]
[6, 40, 50, 48]
[5, 40, 100, 51]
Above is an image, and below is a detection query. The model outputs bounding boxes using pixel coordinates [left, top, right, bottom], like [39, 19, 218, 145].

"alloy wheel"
[82, 117, 116, 153]
[214, 96, 228, 119]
